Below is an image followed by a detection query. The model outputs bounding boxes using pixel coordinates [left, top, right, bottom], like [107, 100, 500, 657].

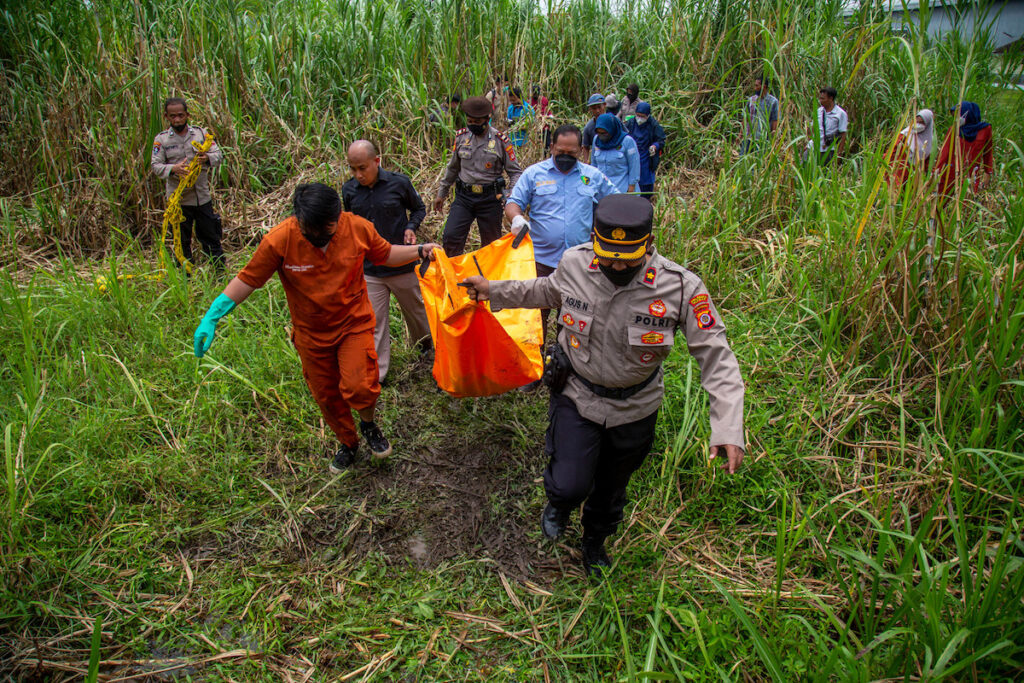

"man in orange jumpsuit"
[192, 183, 440, 473]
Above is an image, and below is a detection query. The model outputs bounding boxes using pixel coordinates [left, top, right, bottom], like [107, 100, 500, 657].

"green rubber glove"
[194, 293, 237, 358]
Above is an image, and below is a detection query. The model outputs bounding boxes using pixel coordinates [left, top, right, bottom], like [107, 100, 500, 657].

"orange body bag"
[418, 232, 544, 397]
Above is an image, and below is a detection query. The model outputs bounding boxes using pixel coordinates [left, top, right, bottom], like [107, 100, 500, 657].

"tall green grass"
[2, 0, 1012, 248]
[2, 0, 1023, 679]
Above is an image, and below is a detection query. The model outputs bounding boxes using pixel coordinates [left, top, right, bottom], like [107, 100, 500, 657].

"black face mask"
[304, 232, 333, 248]
[599, 262, 644, 287]
[172, 123, 187, 133]
[553, 154, 577, 173]
[597, 132, 612, 143]
[468, 123, 487, 136]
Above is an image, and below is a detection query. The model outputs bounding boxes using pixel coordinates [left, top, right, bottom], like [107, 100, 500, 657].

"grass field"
[2, 0, 1023, 680]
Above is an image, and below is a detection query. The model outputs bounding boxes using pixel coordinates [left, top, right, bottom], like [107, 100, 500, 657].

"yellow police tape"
[96, 133, 215, 293]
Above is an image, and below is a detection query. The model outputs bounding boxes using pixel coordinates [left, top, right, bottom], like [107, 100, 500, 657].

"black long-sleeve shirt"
[342, 169, 426, 277]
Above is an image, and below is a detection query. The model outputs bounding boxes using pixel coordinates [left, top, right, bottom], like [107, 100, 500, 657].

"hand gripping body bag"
[418, 231, 543, 397]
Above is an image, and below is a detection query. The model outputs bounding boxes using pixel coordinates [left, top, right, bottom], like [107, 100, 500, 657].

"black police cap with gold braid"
[592, 194, 653, 260]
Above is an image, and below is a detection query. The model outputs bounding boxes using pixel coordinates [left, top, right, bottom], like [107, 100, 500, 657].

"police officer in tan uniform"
[150, 97, 225, 269]
[462, 194, 745, 577]
[433, 96, 523, 257]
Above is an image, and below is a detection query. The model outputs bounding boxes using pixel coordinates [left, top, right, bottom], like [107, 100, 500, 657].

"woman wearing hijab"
[625, 101, 667, 200]
[933, 101, 994, 196]
[887, 109, 933, 190]
[591, 113, 641, 194]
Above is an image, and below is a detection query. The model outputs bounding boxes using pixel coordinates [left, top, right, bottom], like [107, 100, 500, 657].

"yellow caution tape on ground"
[97, 133, 215, 293]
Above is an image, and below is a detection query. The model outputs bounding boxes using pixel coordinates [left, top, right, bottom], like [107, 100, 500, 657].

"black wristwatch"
[418, 245, 424, 259]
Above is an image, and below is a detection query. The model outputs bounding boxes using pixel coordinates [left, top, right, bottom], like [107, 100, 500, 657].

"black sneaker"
[359, 421, 393, 459]
[581, 536, 612, 578]
[417, 340, 435, 364]
[329, 444, 357, 473]
[541, 503, 569, 540]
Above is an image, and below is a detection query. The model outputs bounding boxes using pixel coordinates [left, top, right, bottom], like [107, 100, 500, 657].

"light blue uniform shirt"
[507, 158, 619, 268]
[591, 135, 641, 193]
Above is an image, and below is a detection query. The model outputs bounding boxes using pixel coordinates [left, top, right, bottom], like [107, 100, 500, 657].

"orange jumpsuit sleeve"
[237, 232, 284, 288]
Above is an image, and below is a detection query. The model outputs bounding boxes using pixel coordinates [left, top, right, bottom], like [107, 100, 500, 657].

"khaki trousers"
[366, 271, 432, 380]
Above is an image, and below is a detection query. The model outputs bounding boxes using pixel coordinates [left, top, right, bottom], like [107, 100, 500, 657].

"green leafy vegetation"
[2, 0, 1022, 680]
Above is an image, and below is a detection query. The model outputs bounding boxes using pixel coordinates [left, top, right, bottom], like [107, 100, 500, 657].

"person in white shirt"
[809, 86, 848, 165]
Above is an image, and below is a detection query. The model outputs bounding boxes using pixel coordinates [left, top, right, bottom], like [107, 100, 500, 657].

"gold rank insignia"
[611, 228, 626, 239]
[488, 139, 496, 148]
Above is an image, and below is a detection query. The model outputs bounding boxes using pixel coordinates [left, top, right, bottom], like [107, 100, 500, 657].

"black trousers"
[177, 202, 224, 268]
[442, 190, 504, 257]
[543, 391, 659, 540]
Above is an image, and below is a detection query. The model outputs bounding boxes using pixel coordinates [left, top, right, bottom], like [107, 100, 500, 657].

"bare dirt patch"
[335, 414, 555, 579]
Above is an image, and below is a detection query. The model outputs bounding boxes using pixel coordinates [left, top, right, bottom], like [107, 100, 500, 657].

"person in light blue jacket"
[506, 87, 535, 147]
[590, 113, 640, 194]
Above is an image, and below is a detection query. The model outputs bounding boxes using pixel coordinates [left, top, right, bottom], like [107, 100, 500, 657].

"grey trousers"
[366, 271, 432, 380]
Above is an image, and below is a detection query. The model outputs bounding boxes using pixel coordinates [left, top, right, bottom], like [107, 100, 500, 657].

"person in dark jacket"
[343, 140, 431, 383]
[625, 101, 666, 200]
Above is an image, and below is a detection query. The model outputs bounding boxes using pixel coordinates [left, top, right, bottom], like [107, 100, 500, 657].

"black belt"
[572, 367, 659, 400]
[456, 179, 504, 195]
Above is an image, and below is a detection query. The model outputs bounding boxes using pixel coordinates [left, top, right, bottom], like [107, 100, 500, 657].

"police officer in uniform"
[461, 194, 745, 577]
[433, 96, 523, 257]
[150, 97, 225, 269]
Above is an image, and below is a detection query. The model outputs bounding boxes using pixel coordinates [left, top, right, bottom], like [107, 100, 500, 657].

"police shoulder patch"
[589, 257, 600, 271]
[696, 310, 716, 330]
[643, 267, 657, 285]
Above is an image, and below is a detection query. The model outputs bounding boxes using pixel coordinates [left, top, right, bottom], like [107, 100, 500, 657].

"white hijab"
[901, 108, 933, 162]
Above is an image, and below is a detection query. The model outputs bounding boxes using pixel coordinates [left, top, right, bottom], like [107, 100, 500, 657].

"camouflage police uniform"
[437, 123, 523, 257]
[487, 195, 745, 564]
[150, 125, 224, 267]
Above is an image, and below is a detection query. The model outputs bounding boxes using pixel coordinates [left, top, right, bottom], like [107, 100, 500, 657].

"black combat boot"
[581, 535, 612, 578]
[540, 503, 570, 540]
